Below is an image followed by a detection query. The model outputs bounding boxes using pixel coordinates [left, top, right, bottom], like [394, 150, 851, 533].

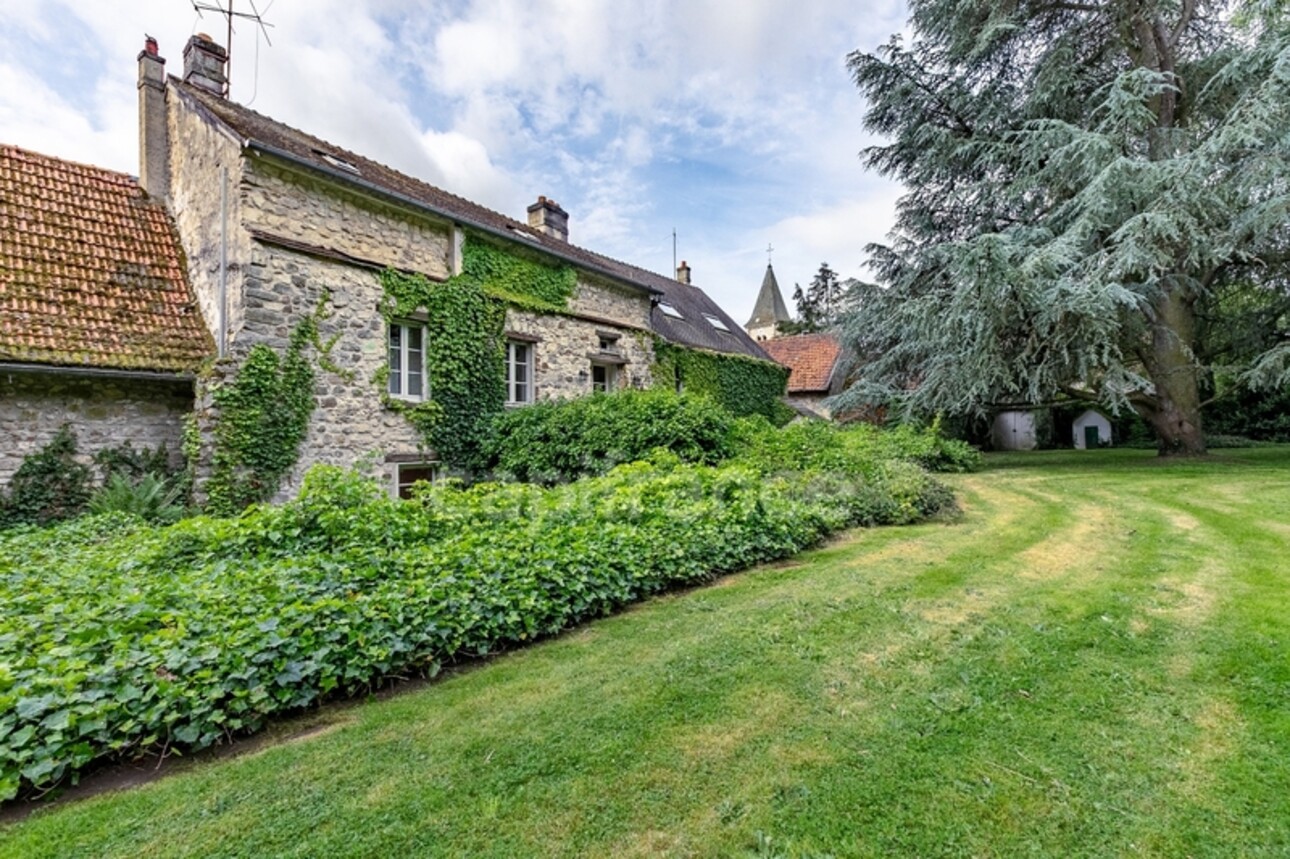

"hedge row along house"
[0, 34, 784, 504]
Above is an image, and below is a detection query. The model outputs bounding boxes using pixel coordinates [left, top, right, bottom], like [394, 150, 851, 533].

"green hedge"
[0, 452, 954, 801]
[652, 340, 791, 423]
[481, 388, 737, 483]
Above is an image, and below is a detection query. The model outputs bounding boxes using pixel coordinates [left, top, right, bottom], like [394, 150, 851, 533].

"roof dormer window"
[315, 149, 360, 175]
[659, 302, 684, 319]
[702, 313, 731, 332]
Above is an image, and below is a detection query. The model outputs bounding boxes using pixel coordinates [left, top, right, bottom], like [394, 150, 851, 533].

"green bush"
[736, 419, 982, 477]
[0, 425, 92, 528]
[88, 473, 186, 524]
[0, 453, 954, 801]
[481, 388, 737, 483]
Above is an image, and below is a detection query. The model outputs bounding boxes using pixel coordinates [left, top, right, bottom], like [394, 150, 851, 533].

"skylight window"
[702, 313, 731, 332]
[315, 150, 360, 175]
[659, 302, 683, 319]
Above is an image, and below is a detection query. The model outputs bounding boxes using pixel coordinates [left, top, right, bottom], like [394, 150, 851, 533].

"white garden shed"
[1073, 410, 1113, 449]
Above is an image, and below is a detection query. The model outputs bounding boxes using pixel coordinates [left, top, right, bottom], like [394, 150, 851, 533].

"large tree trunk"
[1146, 288, 1206, 456]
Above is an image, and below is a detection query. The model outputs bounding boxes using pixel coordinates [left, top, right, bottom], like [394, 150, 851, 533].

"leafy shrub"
[0, 454, 954, 801]
[0, 425, 92, 528]
[736, 419, 981, 477]
[93, 442, 174, 484]
[87, 473, 186, 524]
[482, 388, 737, 483]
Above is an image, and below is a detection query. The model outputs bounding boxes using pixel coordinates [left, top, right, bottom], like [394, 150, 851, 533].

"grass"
[4, 447, 1289, 857]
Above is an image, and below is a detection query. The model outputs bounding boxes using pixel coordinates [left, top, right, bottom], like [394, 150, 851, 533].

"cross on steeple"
[766, 243, 774, 266]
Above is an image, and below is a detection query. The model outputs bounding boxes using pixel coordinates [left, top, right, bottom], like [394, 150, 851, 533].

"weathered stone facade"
[504, 309, 654, 400]
[0, 372, 191, 484]
[567, 274, 652, 328]
[242, 161, 453, 278]
[167, 86, 253, 353]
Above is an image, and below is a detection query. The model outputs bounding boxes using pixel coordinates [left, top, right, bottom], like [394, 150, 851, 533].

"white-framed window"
[506, 339, 533, 405]
[388, 321, 426, 402]
[394, 461, 439, 499]
[591, 362, 616, 393]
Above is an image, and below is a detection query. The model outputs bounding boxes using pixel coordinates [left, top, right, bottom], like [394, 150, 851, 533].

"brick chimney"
[527, 196, 569, 242]
[183, 33, 228, 96]
[676, 260, 691, 284]
[137, 35, 168, 201]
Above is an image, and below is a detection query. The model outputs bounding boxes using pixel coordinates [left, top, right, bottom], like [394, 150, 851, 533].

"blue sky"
[0, 0, 908, 322]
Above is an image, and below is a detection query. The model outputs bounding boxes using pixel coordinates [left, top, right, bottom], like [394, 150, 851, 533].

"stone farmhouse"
[0, 34, 780, 499]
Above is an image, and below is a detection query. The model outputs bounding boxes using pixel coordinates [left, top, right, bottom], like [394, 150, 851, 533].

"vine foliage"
[379, 269, 506, 468]
[205, 294, 343, 515]
[653, 340, 792, 424]
[461, 236, 576, 309]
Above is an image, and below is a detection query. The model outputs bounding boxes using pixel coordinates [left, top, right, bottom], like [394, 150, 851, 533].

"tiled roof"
[173, 81, 777, 362]
[0, 145, 212, 373]
[746, 263, 792, 327]
[650, 279, 773, 361]
[761, 333, 845, 393]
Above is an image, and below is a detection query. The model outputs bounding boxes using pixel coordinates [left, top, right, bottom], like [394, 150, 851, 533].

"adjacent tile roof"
[650, 279, 772, 361]
[0, 145, 212, 373]
[761, 333, 845, 393]
[746, 263, 792, 328]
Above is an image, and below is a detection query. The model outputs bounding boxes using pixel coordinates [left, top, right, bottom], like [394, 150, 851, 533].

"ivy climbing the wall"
[379, 269, 506, 469]
[205, 294, 344, 515]
[653, 340, 793, 425]
[461, 236, 576, 310]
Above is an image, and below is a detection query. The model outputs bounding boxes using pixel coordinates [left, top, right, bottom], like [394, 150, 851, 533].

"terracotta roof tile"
[761, 333, 845, 393]
[0, 145, 212, 373]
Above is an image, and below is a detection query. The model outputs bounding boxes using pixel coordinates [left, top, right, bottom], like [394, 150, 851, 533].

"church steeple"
[745, 262, 792, 342]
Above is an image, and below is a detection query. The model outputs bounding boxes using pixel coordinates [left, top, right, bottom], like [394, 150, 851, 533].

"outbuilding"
[992, 410, 1039, 451]
[1073, 409, 1113, 449]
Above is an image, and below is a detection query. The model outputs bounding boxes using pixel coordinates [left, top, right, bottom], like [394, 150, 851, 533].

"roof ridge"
[172, 81, 694, 291]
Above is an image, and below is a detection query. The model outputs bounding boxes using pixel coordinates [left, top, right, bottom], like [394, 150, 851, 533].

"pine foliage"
[838, 0, 1290, 454]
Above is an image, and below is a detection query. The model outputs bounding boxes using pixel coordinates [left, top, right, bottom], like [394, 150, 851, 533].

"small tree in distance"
[786, 263, 844, 334]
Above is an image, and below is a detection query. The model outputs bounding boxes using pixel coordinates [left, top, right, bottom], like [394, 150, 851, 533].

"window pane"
[408, 326, 422, 351]
[398, 465, 438, 499]
[407, 370, 423, 398]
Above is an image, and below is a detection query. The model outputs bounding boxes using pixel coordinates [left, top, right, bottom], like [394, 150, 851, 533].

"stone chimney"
[676, 260, 691, 284]
[527, 196, 569, 242]
[183, 33, 228, 96]
[138, 35, 169, 201]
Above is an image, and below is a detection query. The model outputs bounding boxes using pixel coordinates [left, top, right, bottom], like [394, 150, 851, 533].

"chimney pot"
[527, 196, 569, 242]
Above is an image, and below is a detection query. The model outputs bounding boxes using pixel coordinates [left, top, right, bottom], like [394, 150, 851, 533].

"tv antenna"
[191, 0, 274, 98]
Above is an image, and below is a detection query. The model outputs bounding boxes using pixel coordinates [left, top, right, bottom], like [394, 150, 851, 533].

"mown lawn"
[4, 448, 1289, 857]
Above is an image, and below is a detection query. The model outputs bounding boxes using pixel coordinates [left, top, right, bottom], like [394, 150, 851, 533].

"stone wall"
[242, 160, 453, 279]
[0, 372, 192, 486]
[191, 248, 427, 501]
[504, 309, 654, 400]
[567, 273, 654, 329]
[167, 84, 251, 351]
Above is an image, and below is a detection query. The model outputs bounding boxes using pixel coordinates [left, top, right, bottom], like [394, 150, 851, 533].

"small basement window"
[702, 313, 731, 332]
[394, 461, 440, 499]
[659, 302, 684, 319]
[597, 333, 620, 353]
